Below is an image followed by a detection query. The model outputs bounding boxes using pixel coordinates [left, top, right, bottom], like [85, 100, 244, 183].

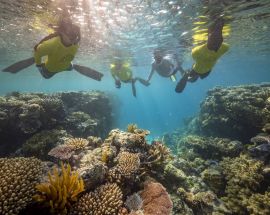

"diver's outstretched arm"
[147, 66, 155, 82]
[207, 18, 224, 51]
[135, 77, 150, 86]
[73, 64, 104, 81]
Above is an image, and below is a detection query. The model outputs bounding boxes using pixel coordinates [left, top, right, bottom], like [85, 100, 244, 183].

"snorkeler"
[147, 50, 183, 83]
[175, 18, 229, 93]
[110, 59, 149, 97]
[2, 14, 103, 81]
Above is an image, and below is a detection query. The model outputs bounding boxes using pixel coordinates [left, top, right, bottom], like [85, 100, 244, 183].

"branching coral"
[148, 141, 173, 164]
[220, 154, 264, 214]
[33, 163, 84, 215]
[0, 157, 43, 215]
[65, 138, 88, 150]
[70, 183, 123, 215]
[247, 191, 270, 215]
[127, 124, 138, 133]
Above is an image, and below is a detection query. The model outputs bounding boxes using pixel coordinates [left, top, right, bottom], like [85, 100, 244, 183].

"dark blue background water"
[0, 47, 269, 138]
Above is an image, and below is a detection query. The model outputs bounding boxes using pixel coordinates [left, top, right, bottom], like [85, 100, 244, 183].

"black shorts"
[190, 69, 211, 79]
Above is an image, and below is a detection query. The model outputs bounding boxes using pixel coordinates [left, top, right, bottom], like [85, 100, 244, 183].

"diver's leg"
[38, 65, 55, 79]
[199, 70, 211, 79]
[131, 79, 137, 97]
[187, 70, 199, 82]
[175, 71, 189, 93]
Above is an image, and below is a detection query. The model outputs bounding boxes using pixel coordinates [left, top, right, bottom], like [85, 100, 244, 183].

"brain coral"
[0, 157, 43, 215]
[70, 183, 123, 215]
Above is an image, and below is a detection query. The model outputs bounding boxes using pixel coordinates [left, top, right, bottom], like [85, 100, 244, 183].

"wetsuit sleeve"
[147, 64, 155, 81]
[34, 38, 54, 65]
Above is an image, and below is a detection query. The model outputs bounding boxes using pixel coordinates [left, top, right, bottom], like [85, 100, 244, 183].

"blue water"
[1, 48, 269, 138]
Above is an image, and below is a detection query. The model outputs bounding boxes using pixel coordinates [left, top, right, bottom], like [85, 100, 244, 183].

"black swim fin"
[175, 77, 188, 93]
[73, 64, 104, 81]
[2, 57, 35, 73]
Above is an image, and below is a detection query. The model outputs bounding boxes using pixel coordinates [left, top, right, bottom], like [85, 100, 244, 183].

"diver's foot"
[175, 78, 187, 93]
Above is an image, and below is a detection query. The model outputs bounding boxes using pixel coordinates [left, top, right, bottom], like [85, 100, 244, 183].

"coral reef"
[20, 129, 70, 160]
[34, 163, 84, 215]
[187, 84, 270, 142]
[0, 157, 44, 215]
[247, 191, 270, 215]
[178, 135, 243, 160]
[0, 91, 112, 157]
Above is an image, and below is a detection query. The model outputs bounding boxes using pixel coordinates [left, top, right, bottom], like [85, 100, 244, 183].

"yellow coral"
[33, 163, 84, 215]
[127, 123, 138, 133]
[66, 138, 88, 150]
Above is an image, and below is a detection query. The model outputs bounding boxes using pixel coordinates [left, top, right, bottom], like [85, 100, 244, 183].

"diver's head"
[58, 18, 81, 45]
[114, 59, 123, 69]
[153, 49, 163, 63]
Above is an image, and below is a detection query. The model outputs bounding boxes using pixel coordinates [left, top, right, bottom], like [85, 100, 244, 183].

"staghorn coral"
[70, 183, 123, 215]
[127, 124, 138, 133]
[34, 163, 84, 215]
[148, 141, 173, 165]
[247, 191, 270, 215]
[0, 157, 44, 215]
[65, 138, 89, 150]
[220, 154, 264, 214]
[140, 181, 173, 215]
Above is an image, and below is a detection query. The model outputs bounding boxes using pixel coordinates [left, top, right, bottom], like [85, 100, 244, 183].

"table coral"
[0, 157, 43, 215]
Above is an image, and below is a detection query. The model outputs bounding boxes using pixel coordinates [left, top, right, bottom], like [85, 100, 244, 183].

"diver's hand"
[115, 80, 121, 88]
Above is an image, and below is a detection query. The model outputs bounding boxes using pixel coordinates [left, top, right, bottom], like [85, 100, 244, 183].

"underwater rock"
[249, 143, 270, 162]
[0, 91, 112, 156]
[188, 84, 270, 142]
[140, 181, 173, 215]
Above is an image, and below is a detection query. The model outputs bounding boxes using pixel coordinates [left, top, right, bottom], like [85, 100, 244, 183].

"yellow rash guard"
[192, 43, 229, 74]
[110, 63, 132, 81]
[34, 36, 78, 73]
